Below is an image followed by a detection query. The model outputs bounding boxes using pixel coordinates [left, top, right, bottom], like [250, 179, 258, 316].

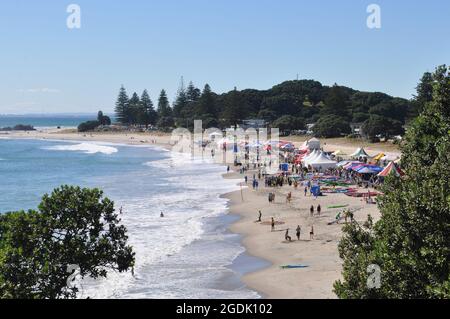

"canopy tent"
[354, 165, 383, 174]
[351, 148, 370, 158]
[373, 152, 386, 161]
[308, 152, 337, 170]
[378, 161, 405, 177]
[344, 162, 365, 170]
[337, 160, 356, 167]
[307, 138, 321, 150]
[303, 150, 319, 165]
[281, 143, 295, 150]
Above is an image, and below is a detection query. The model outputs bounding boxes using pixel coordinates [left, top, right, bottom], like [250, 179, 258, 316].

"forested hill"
[114, 75, 428, 138]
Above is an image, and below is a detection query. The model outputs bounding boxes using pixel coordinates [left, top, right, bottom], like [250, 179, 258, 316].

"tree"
[322, 84, 349, 119]
[362, 115, 404, 140]
[114, 86, 129, 125]
[173, 78, 189, 118]
[412, 72, 434, 116]
[186, 81, 201, 103]
[78, 121, 100, 132]
[313, 115, 351, 138]
[222, 87, 242, 127]
[140, 90, 157, 127]
[272, 115, 305, 133]
[128, 92, 141, 125]
[195, 84, 216, 118]
[97, 111, 111, 126]
[157, 89, 172, 118]
[0, 186, 135, 299]
[334, 65, 450, 299]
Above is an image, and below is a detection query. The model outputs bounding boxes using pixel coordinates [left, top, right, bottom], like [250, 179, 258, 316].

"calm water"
[0, 114, 102, 129]
[0, 138, 263, 298]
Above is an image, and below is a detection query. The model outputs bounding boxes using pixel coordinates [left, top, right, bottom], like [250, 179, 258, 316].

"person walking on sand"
[310, 226, 314, 240]
[317, 204, 321, 216]
[296, 225, 301, 241]
[310, 205, 314, 217]
[271, 217, 275, 232]
[258, 210, 262, 222]
[304, 186, 308, 197]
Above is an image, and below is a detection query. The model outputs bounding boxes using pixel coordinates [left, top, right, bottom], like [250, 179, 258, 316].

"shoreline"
[4, 130, 386, 299]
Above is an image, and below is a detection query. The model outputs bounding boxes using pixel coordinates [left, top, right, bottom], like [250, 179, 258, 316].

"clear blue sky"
[0, 0, 449, 114]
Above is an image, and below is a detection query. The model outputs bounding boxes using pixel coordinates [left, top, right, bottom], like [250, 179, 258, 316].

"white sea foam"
[44, 142, 118, 155]
[81, 149, 253, 299]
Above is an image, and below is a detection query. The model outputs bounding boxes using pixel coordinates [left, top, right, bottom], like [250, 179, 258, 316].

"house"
[350, 123, 364, 137]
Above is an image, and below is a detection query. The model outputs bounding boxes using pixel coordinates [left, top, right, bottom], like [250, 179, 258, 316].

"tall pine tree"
[114, 86, 129, 125]
[157, 89, 172, 118]
[140, 90, 157, 127]
[173, 78, 188, 118]
[128, 92, 141, 125]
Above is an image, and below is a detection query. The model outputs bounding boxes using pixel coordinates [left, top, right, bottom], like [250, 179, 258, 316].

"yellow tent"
[332, 150, 346, 156]
[373, 153, 386, 161]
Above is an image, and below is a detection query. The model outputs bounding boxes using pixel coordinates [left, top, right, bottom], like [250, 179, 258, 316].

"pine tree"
[157, 89, 172, 118]
[114, 86, 129, 125]
[195, 84, 216, 118]
[173, 78, 188, 118]
[334, 65, 450, 299]
[140, 90, 157, 127]
[128, 92, 141, 125]
[186, 81, 201, 103]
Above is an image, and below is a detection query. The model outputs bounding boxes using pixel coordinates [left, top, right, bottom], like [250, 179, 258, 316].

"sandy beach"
[5, 129, 396, 299]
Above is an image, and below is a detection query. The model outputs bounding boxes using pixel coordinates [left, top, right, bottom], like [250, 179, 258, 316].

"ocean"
[0, 114, 101, 129]
[0, 137, 266, 298]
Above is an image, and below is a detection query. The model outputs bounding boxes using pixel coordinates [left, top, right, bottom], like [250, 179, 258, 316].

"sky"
[0, 0, 449, 114]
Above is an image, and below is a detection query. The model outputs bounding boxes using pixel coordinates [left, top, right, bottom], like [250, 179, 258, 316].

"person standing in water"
[271, 217, 275, 232]
[160, 212, 164, 218]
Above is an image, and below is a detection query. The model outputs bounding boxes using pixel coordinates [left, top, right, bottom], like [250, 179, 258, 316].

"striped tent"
[378, 162, 405, 177]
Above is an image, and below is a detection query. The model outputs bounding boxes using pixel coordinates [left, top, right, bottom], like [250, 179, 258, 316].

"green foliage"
[97, 111, 111, 126]
[334, 65, 450, 299]
[77, 121, 100, 132]
[157, 89, 172, 118]
[272, 115, 305, 133]
[362, 115, 404, 139]
[0, 186, 135, 299]
[114, 86, 129, 124]
[313, 115, 351, 138]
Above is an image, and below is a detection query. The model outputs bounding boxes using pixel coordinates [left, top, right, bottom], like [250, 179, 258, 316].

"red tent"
[377, 162, 405, 177]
